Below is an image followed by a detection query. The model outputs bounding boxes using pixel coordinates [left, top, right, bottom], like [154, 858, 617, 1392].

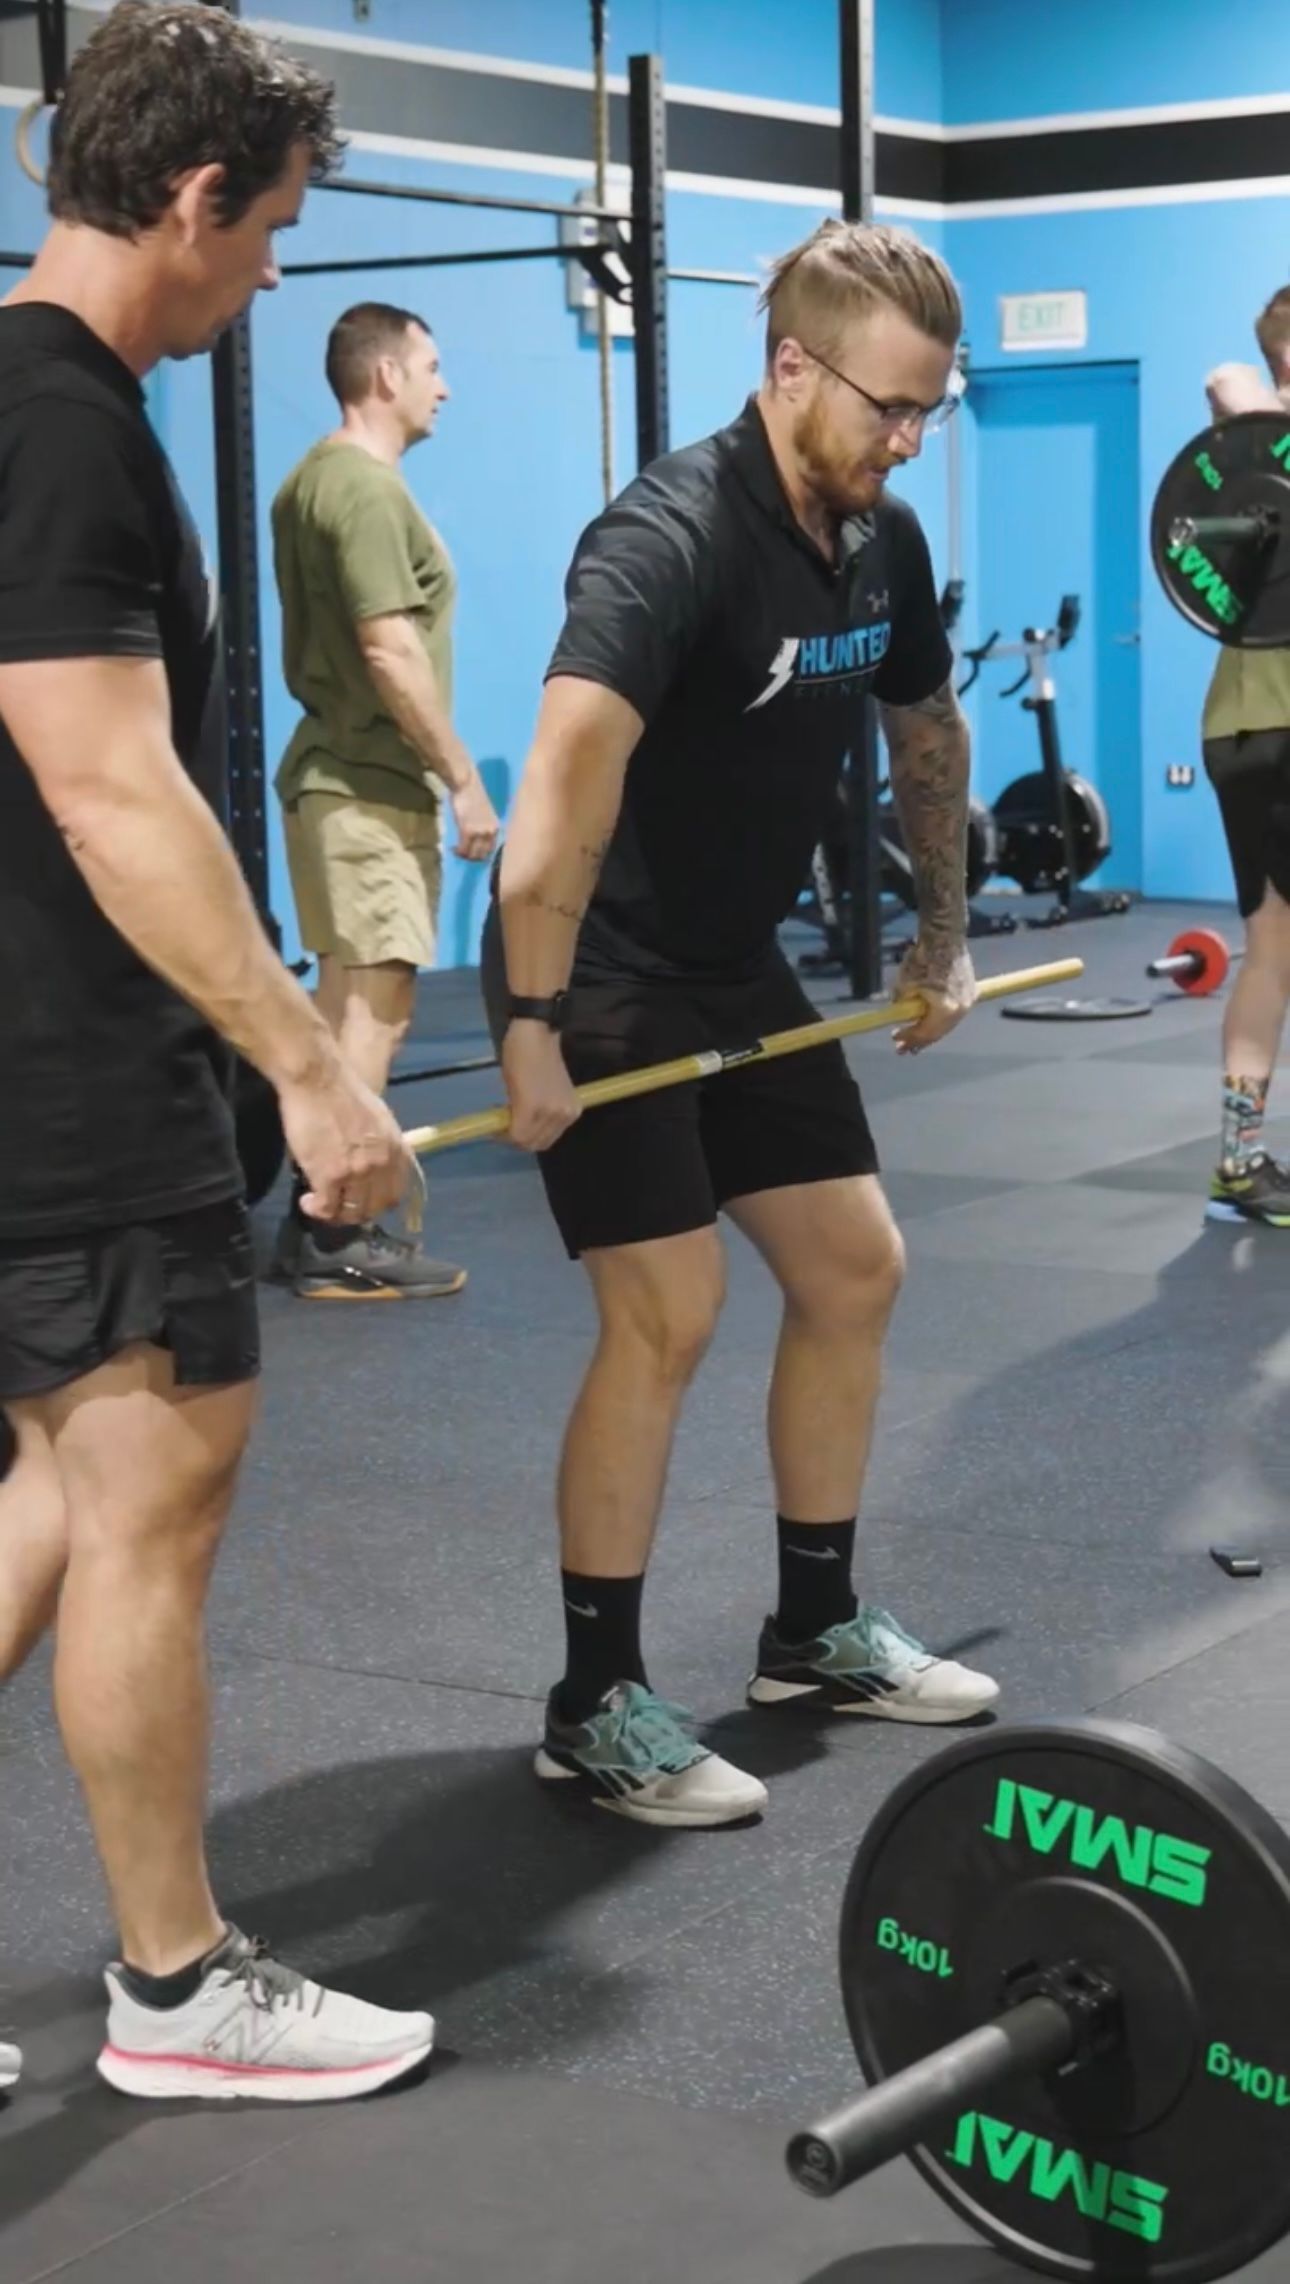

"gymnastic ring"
[16, 97, 50, 190]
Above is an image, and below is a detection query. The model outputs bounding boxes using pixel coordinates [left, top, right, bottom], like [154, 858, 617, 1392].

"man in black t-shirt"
[484, 220, 999, 1828]
[0, 3, 432, 2100]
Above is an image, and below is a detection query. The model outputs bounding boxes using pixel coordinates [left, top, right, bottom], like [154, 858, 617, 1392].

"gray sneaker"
[0, 2039, 19, 2092]
[97, 1927, 434, 2103]
[289, 1224, 467, 1301]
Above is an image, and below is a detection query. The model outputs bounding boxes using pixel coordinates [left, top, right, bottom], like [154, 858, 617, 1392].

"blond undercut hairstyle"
[759, 219, 961, 367]
[1255, 287, 1290, 377]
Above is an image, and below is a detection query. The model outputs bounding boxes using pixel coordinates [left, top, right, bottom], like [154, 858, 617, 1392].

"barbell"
[400, 959, 1085, 1158]
[788, 1716, 1290, 2281]
[1152, 412, 1290, 647]
[233, 961, 1086, 1203]
[1146, 925, 1242, 998]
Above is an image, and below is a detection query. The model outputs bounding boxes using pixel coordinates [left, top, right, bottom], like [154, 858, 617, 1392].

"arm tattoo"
[878, 676, 971, 943]
[523, 833, 613, 929]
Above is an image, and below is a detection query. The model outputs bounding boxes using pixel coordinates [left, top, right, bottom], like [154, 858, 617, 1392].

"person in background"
[272, 301, 500, 1297]
[1200, 288, 1290, 1228]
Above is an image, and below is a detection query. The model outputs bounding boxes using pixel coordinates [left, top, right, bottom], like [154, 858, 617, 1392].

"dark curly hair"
[47, 1, 345, 236]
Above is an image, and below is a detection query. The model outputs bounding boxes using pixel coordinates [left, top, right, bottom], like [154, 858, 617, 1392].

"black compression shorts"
[1203, 729, 1290, 918]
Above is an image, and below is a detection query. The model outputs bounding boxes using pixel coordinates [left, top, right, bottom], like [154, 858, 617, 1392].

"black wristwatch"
[506, 991, 571, 1033]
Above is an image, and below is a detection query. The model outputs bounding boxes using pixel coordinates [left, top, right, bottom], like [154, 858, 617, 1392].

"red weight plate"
[1169, 927, 1231, 997]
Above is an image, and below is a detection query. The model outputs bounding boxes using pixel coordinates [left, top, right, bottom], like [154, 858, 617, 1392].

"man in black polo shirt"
[0, 2, 432, 2098]
[485, 219, 999, 1828]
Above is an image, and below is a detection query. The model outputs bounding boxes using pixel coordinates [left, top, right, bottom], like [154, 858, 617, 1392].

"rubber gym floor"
[5, 894, 1290, 2284]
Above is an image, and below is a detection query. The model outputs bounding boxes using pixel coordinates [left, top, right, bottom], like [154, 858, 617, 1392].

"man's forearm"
[61, 745, 336, 1088]
[495, 679, 637, 998]
[360, 631, 474, 793]
[498, 768, 618, 996]
[880, 680, 971, 943]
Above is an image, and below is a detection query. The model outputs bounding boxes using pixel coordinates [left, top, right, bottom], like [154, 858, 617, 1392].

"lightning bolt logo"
[745, 636, 800, 713]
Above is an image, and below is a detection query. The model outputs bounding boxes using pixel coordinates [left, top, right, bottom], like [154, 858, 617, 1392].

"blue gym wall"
[122, 0, 949, 966]
[6, 1, 1285, 935]
[940, 0, 1290, 117]
[941, 1, 1290, 898]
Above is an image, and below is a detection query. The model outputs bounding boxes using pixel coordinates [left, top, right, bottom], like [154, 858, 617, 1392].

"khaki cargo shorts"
[283, 791, 443, 968]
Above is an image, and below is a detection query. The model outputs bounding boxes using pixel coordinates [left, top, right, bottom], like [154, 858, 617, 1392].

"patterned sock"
[1221, 1074, 1270, 1168]
[775, 1515, 859, 1641]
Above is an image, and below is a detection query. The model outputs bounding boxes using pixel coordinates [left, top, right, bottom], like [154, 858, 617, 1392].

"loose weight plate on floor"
[837, 1720, 1290, 2281]
[1000, 995, 1152, 1022]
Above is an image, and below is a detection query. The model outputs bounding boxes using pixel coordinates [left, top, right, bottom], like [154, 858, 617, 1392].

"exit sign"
[999, 291, 1088, 352]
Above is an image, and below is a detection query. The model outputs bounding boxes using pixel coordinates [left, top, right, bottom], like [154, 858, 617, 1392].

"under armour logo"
[866, 588, 889, 613]
[746, 635, 800, 712]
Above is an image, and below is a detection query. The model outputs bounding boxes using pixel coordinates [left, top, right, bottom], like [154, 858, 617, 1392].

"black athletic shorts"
[0, 1196, 260, 1403]
[1203, 729, 1290, 917]
[481, 911, 878, 1257]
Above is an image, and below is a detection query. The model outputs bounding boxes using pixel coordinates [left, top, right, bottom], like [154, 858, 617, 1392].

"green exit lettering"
[947, 2112, 1168, 2245]
[985, 1779, 1211, 1905]
[875, 1917, 954, 1978]
[1207, 2043, 1290, 2104]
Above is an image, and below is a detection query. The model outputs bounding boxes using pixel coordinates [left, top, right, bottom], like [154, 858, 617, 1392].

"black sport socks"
[558, 1571, 648, 1723]
[120, 1926, 237, 2012]
[775, 1514, 858, 1641]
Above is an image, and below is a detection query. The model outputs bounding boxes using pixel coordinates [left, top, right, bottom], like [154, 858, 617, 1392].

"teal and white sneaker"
[0, 2039, 20, 2092]
[747, 1604, 1000, 1725]
[535, 1680, 768, 1828]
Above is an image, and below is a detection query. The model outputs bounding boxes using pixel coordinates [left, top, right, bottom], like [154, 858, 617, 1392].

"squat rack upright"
[198, 0, 676, 935]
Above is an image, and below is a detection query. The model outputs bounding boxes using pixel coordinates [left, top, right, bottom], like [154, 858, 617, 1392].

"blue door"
[963, 362, 1141, 892]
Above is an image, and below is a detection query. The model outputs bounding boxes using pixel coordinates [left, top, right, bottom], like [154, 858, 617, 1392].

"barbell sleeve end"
[1146, 952, 1196, 979]
[1169, 509, 1280, 550]
[786, 1997, 1076, 2201]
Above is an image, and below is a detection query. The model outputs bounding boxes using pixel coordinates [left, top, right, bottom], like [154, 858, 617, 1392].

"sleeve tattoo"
[878, 678, 971, 940]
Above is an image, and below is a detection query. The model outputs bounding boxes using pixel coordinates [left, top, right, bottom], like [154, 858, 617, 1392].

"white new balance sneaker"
[0, 2039, 19, 2091]
[97, 1927, 434, 2103]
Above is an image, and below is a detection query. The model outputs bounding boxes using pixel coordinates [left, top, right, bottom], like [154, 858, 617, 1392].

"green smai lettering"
[947, 2113, 1167, 2246]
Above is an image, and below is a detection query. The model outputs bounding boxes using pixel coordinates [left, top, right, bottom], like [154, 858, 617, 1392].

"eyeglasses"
[803, 345, 963, 436]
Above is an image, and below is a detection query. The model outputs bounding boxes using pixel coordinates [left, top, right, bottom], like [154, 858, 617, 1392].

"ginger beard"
[791, 383, 897, 519]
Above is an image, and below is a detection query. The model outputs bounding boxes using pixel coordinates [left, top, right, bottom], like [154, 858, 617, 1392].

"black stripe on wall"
[311, 41, 947, 206]
[948, 113, 1290, 203]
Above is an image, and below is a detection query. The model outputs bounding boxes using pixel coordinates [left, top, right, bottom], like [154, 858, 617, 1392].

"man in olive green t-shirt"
[1197, 289, 1290, 1230]
[271, 302, 499, 1296]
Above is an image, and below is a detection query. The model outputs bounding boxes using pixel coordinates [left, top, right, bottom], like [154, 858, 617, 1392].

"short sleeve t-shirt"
[0, 303, 241, 1241]
[272, 440, 456, 811]
[545, 398, 951, 979]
